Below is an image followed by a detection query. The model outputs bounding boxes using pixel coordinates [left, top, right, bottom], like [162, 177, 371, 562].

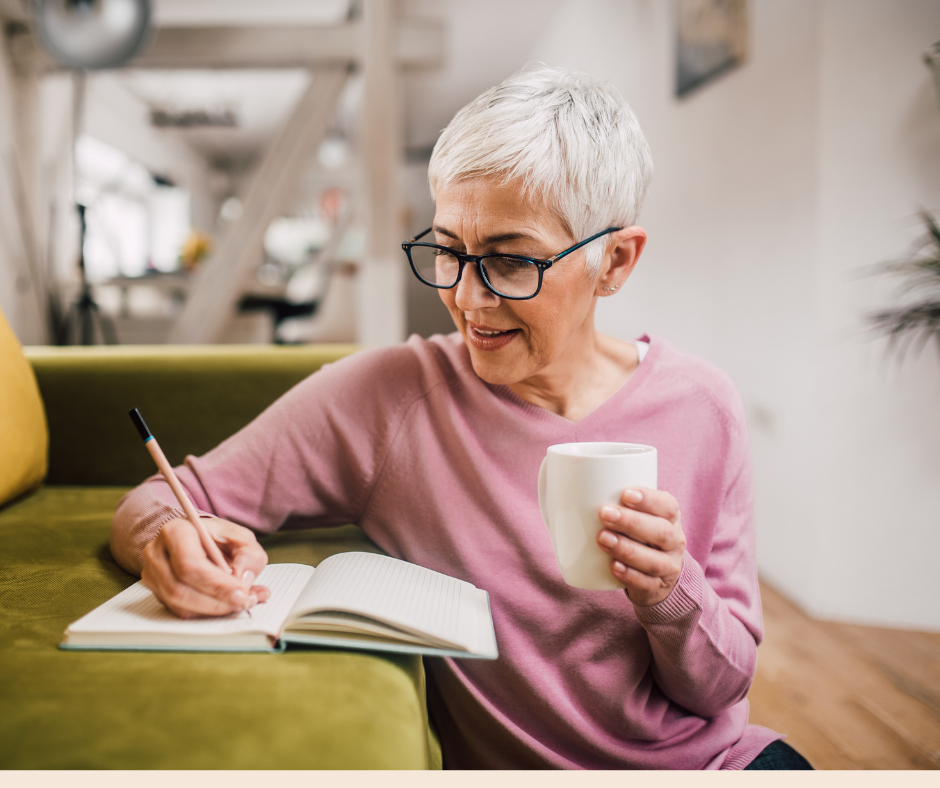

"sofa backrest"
[25, 344, 359, 486]
[0, 308, 49, 506]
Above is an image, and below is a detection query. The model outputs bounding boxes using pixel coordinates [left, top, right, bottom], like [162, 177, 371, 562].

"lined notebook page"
[289, 552, 493, 653]
[66, 564, 314, 638]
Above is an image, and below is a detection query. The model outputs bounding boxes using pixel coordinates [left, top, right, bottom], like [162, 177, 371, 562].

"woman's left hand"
[597, 487, 686, 606]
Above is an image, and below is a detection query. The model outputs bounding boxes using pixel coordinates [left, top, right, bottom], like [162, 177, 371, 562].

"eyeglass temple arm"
[406, 227, 434, 244]
[547, 227, 622, 264]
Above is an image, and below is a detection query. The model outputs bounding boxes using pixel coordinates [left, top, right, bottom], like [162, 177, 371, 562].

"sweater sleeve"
[631, 418, 762, 719]
[110, 346, 419, 576]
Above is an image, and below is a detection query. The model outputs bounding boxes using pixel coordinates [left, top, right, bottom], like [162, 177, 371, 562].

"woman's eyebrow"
[432, 225, 460, 241]
[432, 226, 540, 245]
[485, 232, 539, 245]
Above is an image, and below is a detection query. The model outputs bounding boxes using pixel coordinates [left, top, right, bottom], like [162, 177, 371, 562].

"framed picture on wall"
[676, 0, 749, 98]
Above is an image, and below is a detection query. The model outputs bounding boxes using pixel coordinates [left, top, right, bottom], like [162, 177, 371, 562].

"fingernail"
[599, 531, 617, 548]
[613, 561, 627, 574]
[231, 589, 246, 605]
[624, 489, 643, 504]
[247, 594, 258, 607]
[242, 570, 255, 585]
[600, 506, 621, 522]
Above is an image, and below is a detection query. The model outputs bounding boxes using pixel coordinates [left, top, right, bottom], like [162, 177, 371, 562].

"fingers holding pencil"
[142, 518, 269, 619]
[209, 516, 270, 605]
[129, 408, 269, 617]
[129, 408, 229, 571]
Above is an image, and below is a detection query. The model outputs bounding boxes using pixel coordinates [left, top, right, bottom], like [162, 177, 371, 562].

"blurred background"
[1, 0, 939, 765]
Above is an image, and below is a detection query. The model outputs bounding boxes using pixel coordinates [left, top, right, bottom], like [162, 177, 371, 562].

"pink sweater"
[111, 333, 782, 769]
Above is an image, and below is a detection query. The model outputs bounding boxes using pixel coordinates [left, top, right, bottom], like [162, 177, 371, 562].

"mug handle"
[537, 456, 551, 537]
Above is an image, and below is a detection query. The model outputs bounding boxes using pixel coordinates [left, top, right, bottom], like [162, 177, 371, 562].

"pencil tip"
[128, 408, 152, 442]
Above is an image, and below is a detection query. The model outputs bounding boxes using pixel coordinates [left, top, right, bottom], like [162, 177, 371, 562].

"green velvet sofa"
[0, 344, 442, 769]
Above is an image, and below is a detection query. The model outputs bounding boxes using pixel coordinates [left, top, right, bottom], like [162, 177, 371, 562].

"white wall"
[811, 0, 940, 627]
[529, 0, 940, 629]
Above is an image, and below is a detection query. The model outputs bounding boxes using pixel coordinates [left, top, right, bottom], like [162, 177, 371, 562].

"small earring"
[602, 284, 619, 292]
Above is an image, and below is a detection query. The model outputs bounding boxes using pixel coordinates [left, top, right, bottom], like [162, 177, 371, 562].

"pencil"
[128, 408, 251, 614]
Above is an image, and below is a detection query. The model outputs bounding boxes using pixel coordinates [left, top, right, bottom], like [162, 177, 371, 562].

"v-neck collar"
[480, 334, 662, 431]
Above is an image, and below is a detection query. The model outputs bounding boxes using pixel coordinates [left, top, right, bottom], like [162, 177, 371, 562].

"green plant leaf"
[863, 211, 940, 365]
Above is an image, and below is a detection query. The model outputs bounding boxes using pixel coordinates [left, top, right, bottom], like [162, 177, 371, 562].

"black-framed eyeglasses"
[401, 226, 622, 300]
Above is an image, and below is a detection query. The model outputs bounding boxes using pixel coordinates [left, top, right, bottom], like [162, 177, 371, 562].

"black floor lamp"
[58, 203, 118, 344]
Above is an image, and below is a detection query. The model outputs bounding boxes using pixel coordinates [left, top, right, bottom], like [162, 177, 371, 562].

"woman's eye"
[494, 257, 532, 269]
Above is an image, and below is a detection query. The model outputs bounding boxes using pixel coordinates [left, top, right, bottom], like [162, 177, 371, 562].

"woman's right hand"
[141, 517, 270, 619]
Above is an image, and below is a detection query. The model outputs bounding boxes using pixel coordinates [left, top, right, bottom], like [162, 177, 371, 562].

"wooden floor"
[747, 581, 940, 769]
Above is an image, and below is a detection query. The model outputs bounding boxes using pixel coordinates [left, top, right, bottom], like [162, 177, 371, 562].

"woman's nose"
[454, 261, 500, 311]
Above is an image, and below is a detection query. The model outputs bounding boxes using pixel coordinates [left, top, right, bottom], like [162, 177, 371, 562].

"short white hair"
[428, 64, 653, 276]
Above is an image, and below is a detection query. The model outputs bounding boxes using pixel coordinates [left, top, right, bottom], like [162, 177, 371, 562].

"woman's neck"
[507, 330, 640, 422]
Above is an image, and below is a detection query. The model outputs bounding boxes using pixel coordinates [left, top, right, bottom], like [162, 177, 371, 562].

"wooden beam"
[356, 0, 406, 347]
[1, 53, 50, 343]
[138, 25, 357, 70]
[168, 67, 348, 344]
[6, 20, 444, 75]
[0, 0, 27, 23]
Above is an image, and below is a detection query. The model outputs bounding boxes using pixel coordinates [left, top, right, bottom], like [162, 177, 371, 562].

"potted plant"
[865, 211, 940, 363]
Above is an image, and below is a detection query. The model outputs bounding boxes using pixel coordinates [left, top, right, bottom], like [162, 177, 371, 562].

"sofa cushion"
[0, 486, 439, 768]
[0, 307, 48, 507]
[26, 344, 358, 486]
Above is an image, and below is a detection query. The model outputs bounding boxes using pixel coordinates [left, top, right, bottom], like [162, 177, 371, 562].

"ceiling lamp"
[31, 0, 152, 70]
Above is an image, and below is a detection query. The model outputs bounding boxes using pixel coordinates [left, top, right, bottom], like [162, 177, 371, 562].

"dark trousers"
[744, 740, 813, 770]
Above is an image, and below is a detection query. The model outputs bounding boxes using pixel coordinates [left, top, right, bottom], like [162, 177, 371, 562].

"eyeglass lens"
[409, 245, 540, 298]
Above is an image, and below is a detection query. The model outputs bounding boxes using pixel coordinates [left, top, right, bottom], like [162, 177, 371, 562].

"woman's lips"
[467, 324, 520, 351]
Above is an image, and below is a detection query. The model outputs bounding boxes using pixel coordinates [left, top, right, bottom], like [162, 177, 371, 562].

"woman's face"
[433, 177, 606, 387]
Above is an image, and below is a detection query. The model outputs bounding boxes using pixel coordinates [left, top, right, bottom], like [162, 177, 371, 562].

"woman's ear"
[596, 227, 647, 295]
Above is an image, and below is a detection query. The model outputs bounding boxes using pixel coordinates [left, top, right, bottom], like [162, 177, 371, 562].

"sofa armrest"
[25, 344, 359, 486]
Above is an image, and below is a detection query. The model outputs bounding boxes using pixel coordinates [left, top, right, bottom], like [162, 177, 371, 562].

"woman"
[111, 66, 810, 770]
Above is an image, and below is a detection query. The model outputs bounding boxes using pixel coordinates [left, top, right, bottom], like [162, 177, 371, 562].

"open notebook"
[61, 552, 498, 659]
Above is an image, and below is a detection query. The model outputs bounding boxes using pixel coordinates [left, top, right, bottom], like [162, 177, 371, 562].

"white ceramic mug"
[538, 442, 658, 590]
